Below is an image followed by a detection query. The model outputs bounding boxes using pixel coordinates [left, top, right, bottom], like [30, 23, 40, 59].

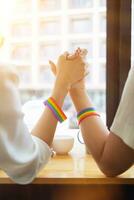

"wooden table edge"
[0, 177, 134, 185]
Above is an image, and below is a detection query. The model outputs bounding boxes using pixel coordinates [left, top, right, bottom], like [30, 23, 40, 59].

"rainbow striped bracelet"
[44, 97, 67, 123]
[77, 107, 100, 125]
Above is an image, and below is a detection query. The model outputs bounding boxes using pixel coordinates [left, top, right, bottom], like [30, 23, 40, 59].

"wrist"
[51, 77, 68, 105]
[70, 90, 93, 113]
[70, 87, 86, 98]
[56, 73, 70, 89]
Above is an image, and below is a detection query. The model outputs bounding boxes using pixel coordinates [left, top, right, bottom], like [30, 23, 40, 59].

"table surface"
[0, 131, 134, 185]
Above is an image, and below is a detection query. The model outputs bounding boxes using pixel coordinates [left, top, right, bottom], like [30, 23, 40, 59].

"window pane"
[39, 65, 54, 85]
[13, 0, 32, 15]
[99, 0, 106, 7]
[70, 17, 93, 33]
[39, 43, 61, 61]
[39, 0, 61, 11]
[69, 0, 93, 9]
[99, 14, 106, 33]
[99, 39, 106, 58]
[11, 44, 32, 61]
[39, 19, 61, 35]
[11, 22, 32, 38]
[16, 66, 31, 85]
[98, 63, 106, 85]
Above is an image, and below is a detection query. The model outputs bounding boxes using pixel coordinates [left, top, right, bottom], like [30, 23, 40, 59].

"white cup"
[52, 135, 74, 155]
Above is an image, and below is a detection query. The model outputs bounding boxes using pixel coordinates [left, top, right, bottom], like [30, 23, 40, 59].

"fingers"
[65, 51, 79, 60]
[61, 48, 88, 61]
[60, 51, 75, 60]
[75, 47, 88, 58]
[84, 62, 89, 77]
[64, 48, 88, 60]
[49, 60, 57, 75]
[63, 51, 69, 59]
[67, 53, 78, 60]
[80, 61, 89, 78]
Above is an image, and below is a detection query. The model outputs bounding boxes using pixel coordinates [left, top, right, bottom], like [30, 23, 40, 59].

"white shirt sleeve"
[110, 67, 134, 150]
[0, 80, 52, 184]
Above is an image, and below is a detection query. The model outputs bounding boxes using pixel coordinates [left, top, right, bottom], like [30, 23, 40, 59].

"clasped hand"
[49, 48, 89, 91]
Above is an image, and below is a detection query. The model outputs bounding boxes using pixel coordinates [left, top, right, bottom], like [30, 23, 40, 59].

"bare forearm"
[70, 89, 109, 163]
[32, 79, 68, 146]
[31, 51, 86, 147]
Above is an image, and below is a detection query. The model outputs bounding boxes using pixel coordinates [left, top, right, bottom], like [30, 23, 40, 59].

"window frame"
[106, 0, 132, 127]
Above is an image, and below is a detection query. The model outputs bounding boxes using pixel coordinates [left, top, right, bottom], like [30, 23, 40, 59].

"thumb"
[49, 60, 57, 75]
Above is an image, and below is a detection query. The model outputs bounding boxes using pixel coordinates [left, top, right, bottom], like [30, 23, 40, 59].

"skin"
[31, 53, 86, 146]
[50, 48, 134, 177]
[0, 54, 86, 147]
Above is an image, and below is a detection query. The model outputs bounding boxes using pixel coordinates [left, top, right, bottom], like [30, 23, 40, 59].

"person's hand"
[50, 51, 87, 91]
[69, 48, 88, 92]
[49, 48, 88, 91]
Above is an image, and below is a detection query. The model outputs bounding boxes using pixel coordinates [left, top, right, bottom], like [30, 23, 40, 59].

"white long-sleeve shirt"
[0, 79, 51, 184]
[111, 67, 134, 149]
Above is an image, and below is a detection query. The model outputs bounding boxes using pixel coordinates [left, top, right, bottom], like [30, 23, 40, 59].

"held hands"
[69, 48, 88, 92]
[49, 48, 89, 91]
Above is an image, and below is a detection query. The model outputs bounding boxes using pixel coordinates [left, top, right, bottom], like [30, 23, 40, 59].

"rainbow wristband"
[77, 107, 100, 125]
[44, 97, 67, 123]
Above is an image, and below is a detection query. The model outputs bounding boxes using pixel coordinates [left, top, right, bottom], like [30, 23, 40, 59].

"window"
[13, 0, 32, 15]
[16, 66, 32, 86]
[39, 65, 54, 86]
[11, 44, 32, 62]
[39, 0, 61, 11]
[39, 43, 61, 61]
[69, 0, 93, 9]
[99, 0, 106, 7]
[11, 22, 32, 38]
[69, 16, 93, 33]
[99, 13, 106, 33]
[39, 19, 61, 35]
[0, 0, 106, 128]
[99, 63, 106, 85]
[99, 39, 106, 58]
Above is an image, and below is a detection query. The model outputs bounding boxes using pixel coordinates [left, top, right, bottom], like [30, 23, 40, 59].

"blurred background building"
[1, 0, 127, 128]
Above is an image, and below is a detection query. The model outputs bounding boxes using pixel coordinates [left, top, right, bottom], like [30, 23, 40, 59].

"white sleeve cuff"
[5, 136, 52, 185]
